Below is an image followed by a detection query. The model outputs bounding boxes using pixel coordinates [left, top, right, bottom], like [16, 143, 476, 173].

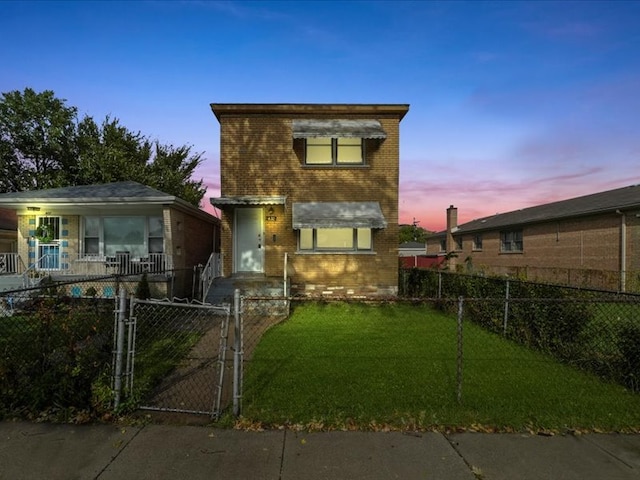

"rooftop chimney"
[446, 205, 458, 233]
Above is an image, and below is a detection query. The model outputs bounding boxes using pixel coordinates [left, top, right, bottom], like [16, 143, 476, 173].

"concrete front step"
[205, 275, 289, 317]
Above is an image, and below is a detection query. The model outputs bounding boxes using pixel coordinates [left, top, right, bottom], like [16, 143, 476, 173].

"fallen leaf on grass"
[472, 465, 484, 479]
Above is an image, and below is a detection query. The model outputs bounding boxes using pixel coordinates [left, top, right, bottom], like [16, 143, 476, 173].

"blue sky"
[2, 0, 639, 231]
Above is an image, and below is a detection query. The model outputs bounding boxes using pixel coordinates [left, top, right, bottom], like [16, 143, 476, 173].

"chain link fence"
[124, 299, 231, 418]
[0, 271, 233, 421]
[400, 269, 640, 393]
[449, 296, 640, 410]
[3, 269, 639, 429]
[0, 277, 120, 419]
[235, 284, 640, 429]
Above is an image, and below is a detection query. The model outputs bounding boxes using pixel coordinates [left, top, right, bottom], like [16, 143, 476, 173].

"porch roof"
[292, 202, 387, 229]
[210, 195, 287, 207]
[291, 119, 387, 139]
[0, 181, 218, 222]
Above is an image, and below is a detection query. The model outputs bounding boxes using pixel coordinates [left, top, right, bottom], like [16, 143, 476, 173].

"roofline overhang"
[210, 195, 287, 208]
[210, 103, 410, 122]
[0, 197, 219, 223]
[429, 205, 640, 238]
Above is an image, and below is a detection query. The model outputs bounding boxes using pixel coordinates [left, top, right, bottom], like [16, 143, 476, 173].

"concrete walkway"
[1, 420, 640, 479]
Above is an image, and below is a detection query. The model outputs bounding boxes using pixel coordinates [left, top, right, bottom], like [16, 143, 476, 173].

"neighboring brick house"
[0, 181, 220, 297]
[210, 103, 409, 297]
[425, 184, 640, 292]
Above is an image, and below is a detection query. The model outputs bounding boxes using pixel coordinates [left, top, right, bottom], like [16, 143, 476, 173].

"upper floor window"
[472, 234, 483, 251]
[305, 137, 364, 165]
[500, 230, 523, 252]
[455, 236, 463, 251]
[439, 239, 446, 252]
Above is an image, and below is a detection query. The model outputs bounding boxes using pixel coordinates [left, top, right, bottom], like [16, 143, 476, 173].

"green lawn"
[241, 302, 640, 431]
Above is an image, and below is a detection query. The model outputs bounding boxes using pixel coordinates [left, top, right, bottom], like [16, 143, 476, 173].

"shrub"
[135, 273, 151, 300]
[0, 296, 113, 419]
[617, 320, 640, 392]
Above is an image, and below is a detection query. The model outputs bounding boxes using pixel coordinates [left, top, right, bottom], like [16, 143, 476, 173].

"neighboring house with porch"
[0, 181, 220, 298]
[425, 184, 640, 292]
[209, 103, 409, 297]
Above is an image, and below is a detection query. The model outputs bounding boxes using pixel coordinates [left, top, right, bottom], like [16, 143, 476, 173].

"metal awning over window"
[292, 202, 387, 229]
[292, 120, 387, 139]
[210, 195, 286, 208]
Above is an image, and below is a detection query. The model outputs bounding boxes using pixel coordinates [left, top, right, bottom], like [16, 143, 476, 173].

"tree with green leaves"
[75, 115, 151, 186]
[76, 117, 205, 205]
[0, 88, 78, 191]
[0, 88, 207, 207]
[399, 223, 431, 244]
[146, 143, 206, 206]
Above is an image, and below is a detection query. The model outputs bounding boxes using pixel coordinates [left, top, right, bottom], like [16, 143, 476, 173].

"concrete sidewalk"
[1, 420, 640, 479]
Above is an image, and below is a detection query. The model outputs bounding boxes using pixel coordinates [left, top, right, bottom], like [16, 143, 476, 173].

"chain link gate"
[123, 298, 231, 418]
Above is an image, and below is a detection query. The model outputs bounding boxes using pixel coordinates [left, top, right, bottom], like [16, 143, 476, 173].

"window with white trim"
[298, 227, 372, 252]
[36, 216, 61, 243]
[305, 137, 364, 165]
[472, 234, 483, 251]
[82, 216, 164, 257]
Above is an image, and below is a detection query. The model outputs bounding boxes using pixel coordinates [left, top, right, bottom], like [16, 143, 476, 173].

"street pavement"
[1, 420, 640, 479]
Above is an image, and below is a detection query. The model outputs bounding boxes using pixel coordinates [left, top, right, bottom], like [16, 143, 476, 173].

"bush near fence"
[0, 272, 172, 420]
[399, 268, 640, 393]
[0, 283, 117, 419]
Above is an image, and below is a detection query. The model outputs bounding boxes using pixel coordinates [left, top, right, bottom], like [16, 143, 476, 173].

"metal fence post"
[113, 288, 127, 410]
[503, 279, 510, 336]
[125, 297, 137, 393]
[457, 296, 464, 404]
[438, 271, 443, 299]
[233, 288, 242, 417]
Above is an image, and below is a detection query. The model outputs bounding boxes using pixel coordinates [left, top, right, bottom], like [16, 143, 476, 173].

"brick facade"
[211, 104, 409, 296]
[15, 206, 218, 298]
[426, 207, 640, 292]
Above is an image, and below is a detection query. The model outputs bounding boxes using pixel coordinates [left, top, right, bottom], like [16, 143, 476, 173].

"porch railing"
[34, 252, 173, 276]
[0, 253, 21, 274]
[200, 252, 222, 302]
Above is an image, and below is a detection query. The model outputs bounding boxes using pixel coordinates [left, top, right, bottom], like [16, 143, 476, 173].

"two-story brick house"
[210, 103, 409, 297]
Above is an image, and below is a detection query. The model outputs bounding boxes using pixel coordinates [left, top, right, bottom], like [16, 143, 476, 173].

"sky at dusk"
[1, 1, 639, 231]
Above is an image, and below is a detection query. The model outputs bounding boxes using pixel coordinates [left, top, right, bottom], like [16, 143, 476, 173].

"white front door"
[234, 208, 264, 273]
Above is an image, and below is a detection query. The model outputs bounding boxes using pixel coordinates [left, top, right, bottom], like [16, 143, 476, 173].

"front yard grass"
[242, 302, 640, 432]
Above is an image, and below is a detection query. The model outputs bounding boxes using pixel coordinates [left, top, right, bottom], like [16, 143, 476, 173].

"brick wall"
[164, 206, 219, 297]
[215, 105, 406, 295]
[426, 210, 640, 290]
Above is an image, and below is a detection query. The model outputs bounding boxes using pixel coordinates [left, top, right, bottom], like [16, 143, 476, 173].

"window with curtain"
[500, 230, 523, 252]
[83, 216, 163, 257]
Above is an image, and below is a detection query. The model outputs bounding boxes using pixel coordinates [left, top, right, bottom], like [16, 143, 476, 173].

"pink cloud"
[400, 167, 640, 232]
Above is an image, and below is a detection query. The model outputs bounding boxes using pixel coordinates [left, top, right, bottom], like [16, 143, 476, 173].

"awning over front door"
[291, 120, 387, 139]
[210, 195, 286, 208]
[292, 202, 387, 229]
